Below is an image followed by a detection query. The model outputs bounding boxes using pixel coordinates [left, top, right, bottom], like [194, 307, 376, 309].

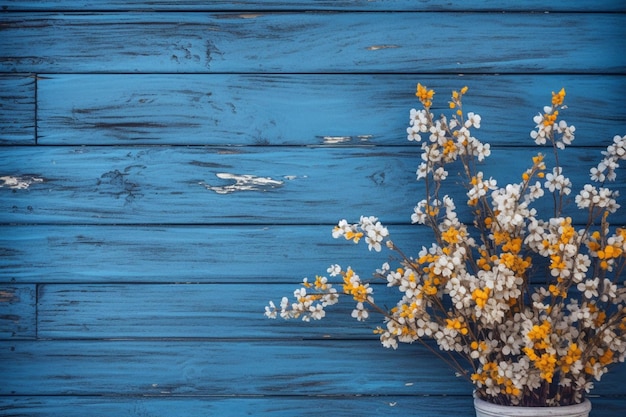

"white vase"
[474, 397, 591, 417]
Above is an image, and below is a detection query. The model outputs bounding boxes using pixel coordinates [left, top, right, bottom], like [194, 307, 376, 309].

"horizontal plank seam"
[7, 71, 626, 77]
[0, 144, 611, 149]
[0, 393, 477, 399]
[1, 10, 624, 14]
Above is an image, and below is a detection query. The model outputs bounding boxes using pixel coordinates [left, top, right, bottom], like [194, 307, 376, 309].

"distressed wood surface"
[0, 397, 624, 417]
[0, 285, 35, 339]
[1, 340, 623, 397]
[0, 225, 419, 284]
[1, 395, 478, 417]
[2, 396, 624, 417]
[0, 76, 35, 145]
[1, 397, 624, 417]
[2, 0, 625, 12]
[36, 283, 398, 339]
[36, 74, 626, 146]
[1, 340, 473, 396]
[1, 12, 625, 74]
[1, 3, 626, 416]
[0, 146, 623, 225]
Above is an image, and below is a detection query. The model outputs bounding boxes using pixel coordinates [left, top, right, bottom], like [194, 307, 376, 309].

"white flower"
[407, 126, 422, 141]
[575, 185, 620, 212]
[591, 134, 626, 182]
[409, 108, 429, 133]
[351, 302, 369, 321]
[429, 121, 447, 144]
[309, 303, 326, 320]
[577, 278, 599, 299]
[361, 218, 389, 252]
[544, 167, 571, 195]
[411, 199, 429, 224]
[465, 112, 481, 129]
[264, 301, 278, 318]
[327, 264, 342, 276]
[332, 219, 350, 239]
[556, 120, 575, 147]
[600, 278, 617, 302]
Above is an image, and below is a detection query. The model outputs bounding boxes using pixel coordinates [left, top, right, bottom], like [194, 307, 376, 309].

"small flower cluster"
[265, 85, 626, 407]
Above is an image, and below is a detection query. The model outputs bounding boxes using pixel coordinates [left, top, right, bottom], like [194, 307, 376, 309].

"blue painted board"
[36, 283, 404, 339]
[0, 146, 623, 225]
[1, 395, 624, 417]
[1, 13, 624, 73]
[2, 340, 623, 397]
[0, 395, 477, 417]
[0, 76, 35, 145]
[33, 282, 626, 341]
[0, 285, 36, 339]
[0, 225, 422, 284]
[1, 340, 474, 396]
[1, 0, 624, 12]
[2, 2, 625, 415]
[36, 74, 626, 146]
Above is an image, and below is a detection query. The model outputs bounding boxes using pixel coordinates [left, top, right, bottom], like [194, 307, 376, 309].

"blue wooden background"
[1, 1, 625, 416]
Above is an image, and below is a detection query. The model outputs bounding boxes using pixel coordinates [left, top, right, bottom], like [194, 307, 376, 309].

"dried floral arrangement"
[265, 85, 626, 407]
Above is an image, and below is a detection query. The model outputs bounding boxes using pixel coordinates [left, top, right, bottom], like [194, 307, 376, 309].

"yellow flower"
[552, 88, 566, 106]
[442, 226, 464, 244]
[559, 343, 582, 373]
[416, 83, 435, 108]
[527, 321, 551, 344]
[599, 349, 614, 366]
[445, 317, 468, 335]
[345, 230, 363, 243]
[549, 284, 566, 298]
[472, 287, 490, 309]
[542, 110, 559, 127]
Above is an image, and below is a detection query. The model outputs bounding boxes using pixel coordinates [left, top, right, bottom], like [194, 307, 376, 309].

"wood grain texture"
[1, 13, 624, 73]
[36, 283, 396, 339]
[1, 0, 624, 12]
[1, 395, 624, 417]
[0, 285, 36, 339]
[2, 3, 626, 415]
[0, 225, 420, 284]
[34, 282, 626, 340]
[1, 340, 623, 397]
[0, 76, 35, 145]
[0, 146, 624, 225]
[37, 74, 626, 146]
[1, 340, 474, 396]
[0, 395, 477, 417]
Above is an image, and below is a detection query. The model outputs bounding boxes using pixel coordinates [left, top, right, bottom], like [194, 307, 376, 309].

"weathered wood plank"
[0, 285, 36, 339]
[0, 395, 477, 417]
[37, 74, 626, 146]
[0, 225, 421, 283]
[1, 0, 623, 12]
[1, 13, 624, 73]
[36, 283, 399, 339]
[0, 340, 474, 396]
[35, 282, 626, 340]
[0, 146, 623, 225]
[1, 340, 623, 397]
[0, 76, 35, 145]
[1, 395, 624, 417]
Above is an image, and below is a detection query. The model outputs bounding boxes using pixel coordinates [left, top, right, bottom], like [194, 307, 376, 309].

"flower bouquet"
[265, 84, 626, 408]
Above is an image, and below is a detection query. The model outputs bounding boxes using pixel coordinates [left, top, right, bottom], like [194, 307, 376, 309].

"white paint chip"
[201, 173, 284, 194]
[322, 135, 372, 145]
[0, 175, 44, 190]
[366, 44, 400, 51]
[322, 136, 352, 145]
